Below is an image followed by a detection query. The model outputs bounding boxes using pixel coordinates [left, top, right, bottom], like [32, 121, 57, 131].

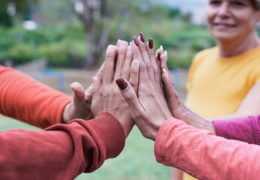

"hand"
[155, 46, 193, 121]
[161, 68, 215, 132]
[91, 42, 139, 137]
[117, 33, 172, 140]
[62, 76, 101, 123]
[155, 45, 172, 80]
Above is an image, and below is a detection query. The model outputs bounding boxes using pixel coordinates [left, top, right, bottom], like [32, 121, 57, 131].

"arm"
[0, 112, 125, 180]
[0, 66, 100, 128]
[0, 66, 71, 128]
[155, 118, 260, 180]
[208, 82, 260, 120]
[159, 59, 260, 145]
[213, 115, 260, 145]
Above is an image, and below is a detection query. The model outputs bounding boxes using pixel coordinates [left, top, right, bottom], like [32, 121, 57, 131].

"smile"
[213, 23, 236, 29]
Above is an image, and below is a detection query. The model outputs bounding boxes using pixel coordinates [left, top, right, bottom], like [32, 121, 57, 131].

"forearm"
[180, 105, 260, 145]
[155, 118, 260, 180]
[213, 115, 260, 145]
[0, 66, 71, 128]
[0, 112, 125, 180]
[175, 106, 215, 133]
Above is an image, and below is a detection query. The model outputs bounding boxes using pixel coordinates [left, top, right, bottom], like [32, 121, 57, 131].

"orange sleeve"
[155, 118, 260, 180]
[0, 65, 72, 128]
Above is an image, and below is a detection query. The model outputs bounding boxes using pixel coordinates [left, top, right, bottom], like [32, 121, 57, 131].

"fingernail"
[116, 78, 128, 90]
[160, 45, 163, 51]
[117, 39, 121, 46]
[163, 69, 168, 78]
[158, 52, 161, 61]
[140, 32, 145, 42]
[148, 38, 153, 49]
[172, 83, 175, 86]
[133, 36, 139, 46]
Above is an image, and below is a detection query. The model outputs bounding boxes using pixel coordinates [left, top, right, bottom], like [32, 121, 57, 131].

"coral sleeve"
[0, 66, 71, 128]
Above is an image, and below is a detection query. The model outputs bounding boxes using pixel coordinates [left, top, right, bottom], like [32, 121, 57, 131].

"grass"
[77, 126, 171, 180]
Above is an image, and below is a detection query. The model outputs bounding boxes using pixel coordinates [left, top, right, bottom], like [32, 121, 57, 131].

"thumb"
[160, 51, 172, 79]
[71, 82, 85, 102]
[162, 69, 181, 113]
[116, 78, 143, 118]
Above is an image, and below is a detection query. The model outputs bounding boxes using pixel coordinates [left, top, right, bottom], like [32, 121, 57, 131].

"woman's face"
[207, 0, 260, 42]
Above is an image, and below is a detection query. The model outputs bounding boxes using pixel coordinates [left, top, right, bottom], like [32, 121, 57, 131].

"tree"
[67, 0, 109, 67]
[0, 0, 38, 27]
[69, 0, 145, 67]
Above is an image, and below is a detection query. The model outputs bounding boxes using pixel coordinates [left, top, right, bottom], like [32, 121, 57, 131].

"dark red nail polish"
[140, 32, 145, 42]
[172, 83, 175, 86]
[148, 38, 153, 49]
[133, 36, 139, 46]
[116, 78, 128, 90]
[158, 53, 161, 61]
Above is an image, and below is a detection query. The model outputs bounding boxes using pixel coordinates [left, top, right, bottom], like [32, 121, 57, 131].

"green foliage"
[40, 39, 87, 67]
[0, 23, 87, 67]
[8, 43, 40, 64]
[0, 0, 217, 69]
[0, 0, 38, 27]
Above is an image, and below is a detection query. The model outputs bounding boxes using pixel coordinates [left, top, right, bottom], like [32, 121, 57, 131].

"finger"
[71, 82, 85, 102]
[160, 51, 172, 80]
[146, 38, 159, 85]
[155, 48, 163, 90]
[155, 48, 163, 72]
[116, 78, 144, 119]
[137, 33, 150, 67]
[115, 40, 128, 80]
[131, 41, 149, 87]
[129, 60, 139, 93]
[137, 33, 153, 80]
[132, 36, 144, 63]
[162, 69, 180, 113]
[95, 62, 104, 80]
[102, 45, 118, 85]
[122, 45, 133, 80]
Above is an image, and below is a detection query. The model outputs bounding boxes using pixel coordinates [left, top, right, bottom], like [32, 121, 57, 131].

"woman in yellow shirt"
[167, 0, 260, 179]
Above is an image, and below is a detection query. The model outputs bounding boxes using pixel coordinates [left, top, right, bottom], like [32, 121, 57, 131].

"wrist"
[175, 105, 215, 133]
[62, 103, 71, 124]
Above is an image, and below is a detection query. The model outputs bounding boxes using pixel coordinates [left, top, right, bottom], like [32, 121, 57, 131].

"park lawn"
[0, 115, 170, 180]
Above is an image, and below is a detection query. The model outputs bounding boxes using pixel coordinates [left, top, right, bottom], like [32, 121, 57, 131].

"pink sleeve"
[213, 115, 260, 145]
[155, 117, 260, 180]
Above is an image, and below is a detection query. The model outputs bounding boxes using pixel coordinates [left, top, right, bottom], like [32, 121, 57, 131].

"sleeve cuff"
[71, 112, 125, 159]
[249, 115, 260, 145]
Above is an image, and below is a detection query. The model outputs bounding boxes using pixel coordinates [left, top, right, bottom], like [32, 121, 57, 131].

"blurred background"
[0, 0, 215, 179]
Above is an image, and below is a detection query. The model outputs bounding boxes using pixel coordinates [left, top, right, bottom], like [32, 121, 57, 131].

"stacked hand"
[62, 32, 213, 140]
[90, 41, 139, 137]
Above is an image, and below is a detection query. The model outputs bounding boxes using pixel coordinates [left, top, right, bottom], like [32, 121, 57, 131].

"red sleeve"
[0, 66, 71, 128]
[0, 112, 125, 180]
[155, 118, 260, 180]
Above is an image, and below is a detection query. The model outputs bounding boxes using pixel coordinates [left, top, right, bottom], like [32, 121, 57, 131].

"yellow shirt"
[183, 46, 260, 180]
